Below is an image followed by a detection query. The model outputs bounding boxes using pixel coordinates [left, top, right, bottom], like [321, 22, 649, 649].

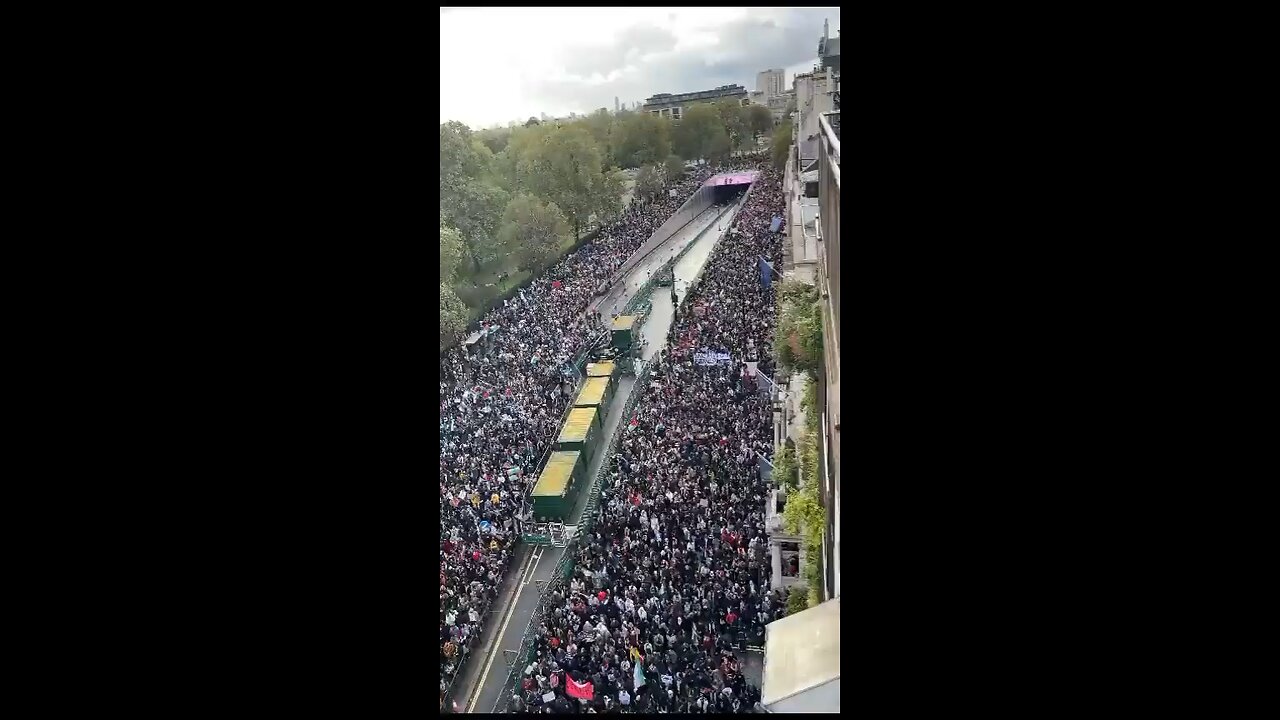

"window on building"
[780, 541, 800, 577]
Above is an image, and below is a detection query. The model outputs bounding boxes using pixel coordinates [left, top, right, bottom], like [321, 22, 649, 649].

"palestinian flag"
[566, 677, 594, 700]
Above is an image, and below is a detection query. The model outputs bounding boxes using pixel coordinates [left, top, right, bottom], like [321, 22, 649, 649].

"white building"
[793, 68, 837, 148]
[757, 68, 786, 101]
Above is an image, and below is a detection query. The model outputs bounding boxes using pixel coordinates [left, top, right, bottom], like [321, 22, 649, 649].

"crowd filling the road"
[506, 154, 788, 714]
[440, 165, 719, 697]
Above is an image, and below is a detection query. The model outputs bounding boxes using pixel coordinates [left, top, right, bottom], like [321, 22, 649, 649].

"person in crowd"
[441, 164, 727, 690]
[505, 153, 790, 714]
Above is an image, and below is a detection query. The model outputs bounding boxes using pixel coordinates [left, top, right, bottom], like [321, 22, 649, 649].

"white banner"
[692, 351, 732, 366]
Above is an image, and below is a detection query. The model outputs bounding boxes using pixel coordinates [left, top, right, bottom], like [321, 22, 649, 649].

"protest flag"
[566, 677, 594, 701]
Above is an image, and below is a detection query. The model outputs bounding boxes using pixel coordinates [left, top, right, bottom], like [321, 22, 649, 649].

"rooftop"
[574, 376, 610, 407]
[644, 84, 747, 106]
[532, 452, 580, 496]
[762, 597, 840, 711]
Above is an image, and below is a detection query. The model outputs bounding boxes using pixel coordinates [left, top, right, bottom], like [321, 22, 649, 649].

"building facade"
[793, 68, 837, 146]
[642, 84, 749, 120]
[757, 68, 786, 101]
[819, 19, 841, 74]
[814, 110, 840, 601]
[768, 107, 840, 603]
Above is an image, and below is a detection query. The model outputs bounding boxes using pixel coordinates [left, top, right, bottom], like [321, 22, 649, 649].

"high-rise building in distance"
[757, 68, 786, 102]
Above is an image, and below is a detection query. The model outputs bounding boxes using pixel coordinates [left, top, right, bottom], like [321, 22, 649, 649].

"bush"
[803, 553, 823, 607]
[774, 284, 823, 374]
[773, 444, 798, 489]
[785, 587, 809, 616]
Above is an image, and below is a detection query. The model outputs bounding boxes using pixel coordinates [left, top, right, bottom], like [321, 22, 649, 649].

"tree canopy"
[440, 223, 465, 283]
[772, 119, 793, 170]
[497, 194, 570, 273]
[664, 154, 685, 181]
[439, 104, 748, 344]
[744, 105, 774, 141]
[635, 164, 663, 203]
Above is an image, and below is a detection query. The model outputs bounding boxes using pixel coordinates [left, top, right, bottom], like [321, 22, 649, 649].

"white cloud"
[440, 7, 838, 129]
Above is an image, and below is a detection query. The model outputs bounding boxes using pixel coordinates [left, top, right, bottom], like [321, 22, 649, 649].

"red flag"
[566, 677, 594, 700]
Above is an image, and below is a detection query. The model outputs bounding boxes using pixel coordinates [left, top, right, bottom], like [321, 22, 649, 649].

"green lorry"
[530, 450, 585, 520]
[611, 315, 637, 355]
[573, 375, 614, 412]
[556, 406, 602, 468]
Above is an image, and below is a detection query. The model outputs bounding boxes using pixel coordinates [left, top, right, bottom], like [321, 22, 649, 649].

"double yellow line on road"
[464, 545, 545, 713]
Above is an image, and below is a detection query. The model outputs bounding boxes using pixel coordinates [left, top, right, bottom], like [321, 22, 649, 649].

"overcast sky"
[440, 7, 839, 129]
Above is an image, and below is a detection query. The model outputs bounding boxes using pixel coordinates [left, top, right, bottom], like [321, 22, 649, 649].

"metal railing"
[616, 202, 737, 320]
[818, 112, 840, 189]
[488, 357, 654, 713]
[608, 184, 719, 284]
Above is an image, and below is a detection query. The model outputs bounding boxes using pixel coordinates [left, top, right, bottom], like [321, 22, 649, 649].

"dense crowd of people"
[507, 154, 789, 714]
[440, 165, 716, 695]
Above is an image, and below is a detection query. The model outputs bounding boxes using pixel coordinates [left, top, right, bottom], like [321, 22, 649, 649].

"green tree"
[664, 154, 685, 181]
[745, 105, 774, 142]
[772, 119, 793, 170]
[614, 111, 671, 168]
[673, 104, 722, 162]
[442, 181, 510, 272]
[713, 99, 747, 153]
[440, 282, 469, 343]
[583, 109, 617, 169]
[440, 121, 481, 191]
[706, 126, 732, 165]
[525, 116, 540, 127]
[634, 164, 663, 204]
[441, 121, 513, 273]
[475, 127, 512, 155]
[593, 168, 626, 226]
[497, 194, 570, 272]
[440, 223, 465, 283]
[491, 124, 551, 195]
[518, 125, 610, 240]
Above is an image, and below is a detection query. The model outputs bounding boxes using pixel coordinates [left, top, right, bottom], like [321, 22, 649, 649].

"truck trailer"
[530, 451, 585, 520]
[556, 406, 602, 467]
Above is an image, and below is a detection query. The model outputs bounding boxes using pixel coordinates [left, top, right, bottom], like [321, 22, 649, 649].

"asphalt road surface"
[469, 374, 636, 713]
[591, 205, 728, 325]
